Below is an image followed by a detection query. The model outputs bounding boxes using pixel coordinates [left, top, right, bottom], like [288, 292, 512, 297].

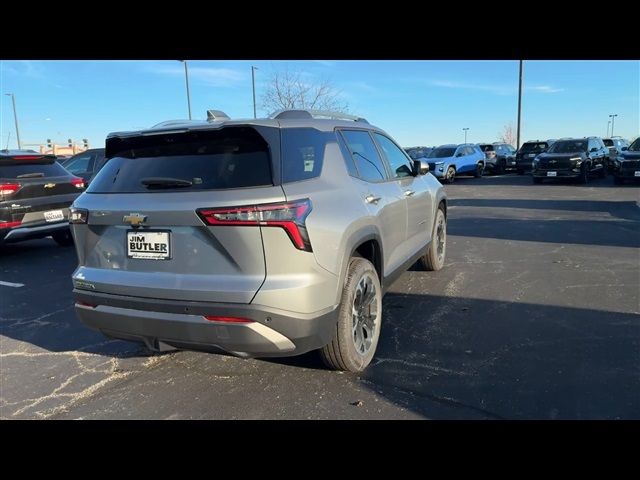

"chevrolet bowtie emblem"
[44, 183, 56, 188]
[549, 160, 557, 164]
[123, 213, 147, 226]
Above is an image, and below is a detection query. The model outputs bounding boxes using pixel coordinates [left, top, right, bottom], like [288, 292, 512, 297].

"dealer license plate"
[127, 230, 171, 260]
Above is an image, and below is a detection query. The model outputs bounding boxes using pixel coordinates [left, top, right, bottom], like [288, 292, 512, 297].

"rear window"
[281, 128, 331, 183]
[479, 144, 495, 152]
[0, 161, 69, 179]
[603, 139, 614, 147]
[520, 142, 547, 152]
[89, 127, 273, 193]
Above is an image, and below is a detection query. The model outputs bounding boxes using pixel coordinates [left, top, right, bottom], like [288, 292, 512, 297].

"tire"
[532, 176, 543, 184]
[52, 229, 74, 246]
[495, 160, 505, 175]
[614, 176, 623, 185]
[578, 165, 589, 184]
[444, 166, 456, 184]
[598, 164, 607, 178]
[320, 257, 382, 372]
[417, 207, 447, 271]
[474, 162, 484, 178]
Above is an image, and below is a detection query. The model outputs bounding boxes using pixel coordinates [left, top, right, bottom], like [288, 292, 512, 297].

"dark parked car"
[603, 137, 629, 170]
[60, 148, 106, 183]
[404, 146, 433, 160]
[0, 150, 86, 246]
[531, 137, 608, 184]
[515, 140, 553, 174]
[612, 136, 640, 184]
[478, 142, 516, 174]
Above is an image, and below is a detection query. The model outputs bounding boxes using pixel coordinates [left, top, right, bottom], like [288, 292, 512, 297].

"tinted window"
[340, 130, 387, 182]
[405, 147, 431, 160]
[628, 138, 640, 152]
[336, 133, 359, 177]
[603, 139, 614, 147]
[63, 153, 94, 174]
[428, 147, 456, 158]
[0, 161, 69, 179]
[89, 127, 272, 193]
[465, 146, 476, 156]
[548, 140, 588, 154]
[479, 144, 494, 152]
[281, 128, 331, 183]
[374, 133, 413, 179]
[520, 142, 548, 153]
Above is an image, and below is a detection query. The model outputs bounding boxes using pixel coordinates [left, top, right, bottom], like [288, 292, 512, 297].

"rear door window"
[63, 153, 94, 175]
[339, 130, 388, 182]
[89, 127, 273, 193]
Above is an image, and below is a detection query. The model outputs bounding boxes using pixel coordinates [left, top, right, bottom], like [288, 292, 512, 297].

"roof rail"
[207, 110, 230, 122]
[271, 109, 369, 124]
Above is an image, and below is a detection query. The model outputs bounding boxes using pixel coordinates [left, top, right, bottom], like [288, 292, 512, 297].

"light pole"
[463, 127, 469, 144]
[5, 93, 22, 149]
[516, 60, 523, 150]
[609, 114, 618, 137]
[178, 60, 192, 120]
[607, 120, 611, 138]
[251, 66, 258, 119]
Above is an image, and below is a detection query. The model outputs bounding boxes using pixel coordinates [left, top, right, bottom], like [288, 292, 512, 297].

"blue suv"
[426, 144, 485, 183]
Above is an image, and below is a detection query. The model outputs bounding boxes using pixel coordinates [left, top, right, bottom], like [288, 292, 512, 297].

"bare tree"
[499, 122, 516, 146]
[261, 69, 348, 114]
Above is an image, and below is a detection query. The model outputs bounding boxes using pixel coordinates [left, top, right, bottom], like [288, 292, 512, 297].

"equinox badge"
[123, 213, 147, 227]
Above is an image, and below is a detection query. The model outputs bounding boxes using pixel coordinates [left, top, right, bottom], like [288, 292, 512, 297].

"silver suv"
[70, 109, 447, 372]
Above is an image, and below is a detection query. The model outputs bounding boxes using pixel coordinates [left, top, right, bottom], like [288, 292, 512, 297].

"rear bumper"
[0, 221, 69, 244]
[73, 289, 338, 357]
[614, 169, 640, 179]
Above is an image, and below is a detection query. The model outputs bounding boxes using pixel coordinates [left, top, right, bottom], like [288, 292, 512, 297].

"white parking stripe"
[0, 281, 24, 288]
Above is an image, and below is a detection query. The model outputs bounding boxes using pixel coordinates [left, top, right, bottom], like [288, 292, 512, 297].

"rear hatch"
[0, 154, 84, 229]
[71, 126, 285, 303]
[517, 142, 548, 162]
[479, 144, 496, 160]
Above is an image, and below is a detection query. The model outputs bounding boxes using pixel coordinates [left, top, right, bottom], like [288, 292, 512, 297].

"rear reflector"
[0, 220, 22, 229]
[71, 177, 85, 189]
[0, 183, 21, 196]
[76, 301, 97, 308]
[197, 198, 313, 251]
[203, 315, 253, 323]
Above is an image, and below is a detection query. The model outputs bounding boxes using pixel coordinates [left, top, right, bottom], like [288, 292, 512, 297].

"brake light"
[203, 316, 253, 323]
[0, 183, 21, 196]
[0, 220, 21, 229]
[197, 198, 313, 251]
[69, 208, 88, 224]
[76, 301, 97, 308]
[13, 155, 43, 161]
[71, 177, 85, 189]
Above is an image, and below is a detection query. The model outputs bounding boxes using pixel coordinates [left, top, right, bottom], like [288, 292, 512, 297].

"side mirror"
[412, 159, 429, 175]
[621, 146, 628, 151]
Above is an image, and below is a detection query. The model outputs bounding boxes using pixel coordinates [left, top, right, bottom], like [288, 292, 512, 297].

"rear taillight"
[0, 183, 21, 196]
[76, 301, 97, 308]
[203, 315, 253, 323]
[197, 198, 313, 251]
[13, 155, 43, 161]
[71, 177, 85, 189]
[0, 220, 21, 229]
[69, 208, 88, 224]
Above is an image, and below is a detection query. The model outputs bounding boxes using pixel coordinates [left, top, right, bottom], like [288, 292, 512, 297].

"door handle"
[365, 195, 381, 204]
[404, 190, 415, 197]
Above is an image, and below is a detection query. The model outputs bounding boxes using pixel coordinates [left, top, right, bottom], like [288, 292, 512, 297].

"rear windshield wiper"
[16, 172, 45, 178]
[140, 177, 193, 188]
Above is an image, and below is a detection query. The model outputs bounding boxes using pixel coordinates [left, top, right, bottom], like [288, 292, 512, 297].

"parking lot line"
[0, 281, 25, 288]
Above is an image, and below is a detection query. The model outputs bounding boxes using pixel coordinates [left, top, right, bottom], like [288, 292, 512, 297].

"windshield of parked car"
[547, 140, 588, 154]
[519, 142, 547, 153]
[479, 144, 494, 152]
[428, 147, 456, 158]
[405, 147, 431, 159]
[628, 138, 640, 152]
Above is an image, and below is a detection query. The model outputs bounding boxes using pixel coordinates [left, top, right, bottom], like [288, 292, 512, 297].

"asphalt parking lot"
[1, 174, 639, 419]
